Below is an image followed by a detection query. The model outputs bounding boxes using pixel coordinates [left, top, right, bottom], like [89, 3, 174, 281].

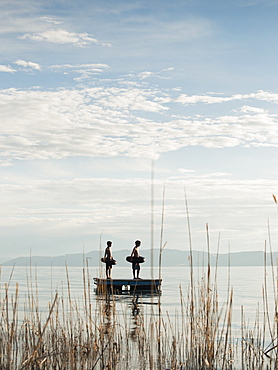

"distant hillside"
[2, 249, 277, 267]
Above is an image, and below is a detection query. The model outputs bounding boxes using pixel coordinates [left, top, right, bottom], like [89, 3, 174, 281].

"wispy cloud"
[176, 94, 232, 105]
[50, 63, 110, 80]
[178, 168, 196, 174]
[238, 105, 267, 114]
[138, 71, 154, 79]
[176, 91, 278, 105]
[127, 67, 175, 81]
[39, 16, 63, 25]
[19, 29, 112, 47]
[51, 63, 110, 71]
[14, 59, 41, 70]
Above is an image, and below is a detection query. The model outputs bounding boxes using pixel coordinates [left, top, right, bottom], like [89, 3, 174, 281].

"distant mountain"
[2, 249, 278, 267]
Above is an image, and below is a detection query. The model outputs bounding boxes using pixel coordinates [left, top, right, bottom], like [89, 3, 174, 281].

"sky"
[1, 0, 278, 262]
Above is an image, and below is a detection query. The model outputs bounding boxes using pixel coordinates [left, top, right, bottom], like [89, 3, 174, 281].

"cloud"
[176, 91, 278, 106]
[51, 63, 110, 71]
[39, 16, 63, 25]
[0, 87, 170, 161]
[127, 67, 175, 81]
[19, 29, 112, 47]
[0, 170, 277, 256]
[162, 67, 174, 72]
[138, 71, 154, 79]
[14, 59, 41, 70]
[178, 168, 195, 174]
[0, 175, 156, 246]
[0, 65, 16, 73]
[93, 87, 169, 112]
[1, 87, 278, 164]
[176, 94, 233, 105]
[50, 63, 110, 80]
[238, 105, 267, 114]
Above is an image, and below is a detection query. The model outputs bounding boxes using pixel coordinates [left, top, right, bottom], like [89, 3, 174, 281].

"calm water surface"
[1, 264, 276, 335]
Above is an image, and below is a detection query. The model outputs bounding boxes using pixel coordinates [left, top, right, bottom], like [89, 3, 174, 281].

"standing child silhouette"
[131, 240, 141, 279]
[104, 241, 113, 279]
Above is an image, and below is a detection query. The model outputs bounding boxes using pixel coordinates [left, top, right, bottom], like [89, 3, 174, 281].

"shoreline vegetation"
[1, 259, 278, 369]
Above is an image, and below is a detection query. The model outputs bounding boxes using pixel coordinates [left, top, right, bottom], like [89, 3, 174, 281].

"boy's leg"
[106, 264, 111, 278]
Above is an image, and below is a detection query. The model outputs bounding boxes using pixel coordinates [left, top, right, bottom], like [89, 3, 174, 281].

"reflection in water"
[126, 292, 161, 369]
[128, 292, 161, 343]
[96, 289, 161, 345]
[130, 295, 140, 342]
[95, 287, 162, 370]
[131, 295, 140, 316]
[97, 292, 121, 368]
[103, 293, 114, 335]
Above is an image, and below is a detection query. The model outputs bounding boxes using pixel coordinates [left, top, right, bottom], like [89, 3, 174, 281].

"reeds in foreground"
[0, 261, 277, 370]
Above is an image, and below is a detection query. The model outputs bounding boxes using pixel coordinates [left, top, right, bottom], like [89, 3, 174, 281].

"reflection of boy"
[104, 241, 113, 279]
[131, 240, 141, 279]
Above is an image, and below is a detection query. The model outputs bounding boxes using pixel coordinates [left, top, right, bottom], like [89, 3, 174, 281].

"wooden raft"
[93, 278, 162, 293]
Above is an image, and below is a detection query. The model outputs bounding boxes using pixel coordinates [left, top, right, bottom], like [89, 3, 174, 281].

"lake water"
[1, 264, 277, 338]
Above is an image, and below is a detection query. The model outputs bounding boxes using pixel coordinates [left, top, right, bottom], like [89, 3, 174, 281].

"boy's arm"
[131, 247, 135, 257]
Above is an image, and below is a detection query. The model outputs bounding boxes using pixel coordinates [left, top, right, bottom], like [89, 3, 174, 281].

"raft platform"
[93, 278, 162, 293]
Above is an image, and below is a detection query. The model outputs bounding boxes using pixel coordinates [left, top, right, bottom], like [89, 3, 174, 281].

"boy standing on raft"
[131, 240, 141, 279]
[104, 241, 113, 279]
